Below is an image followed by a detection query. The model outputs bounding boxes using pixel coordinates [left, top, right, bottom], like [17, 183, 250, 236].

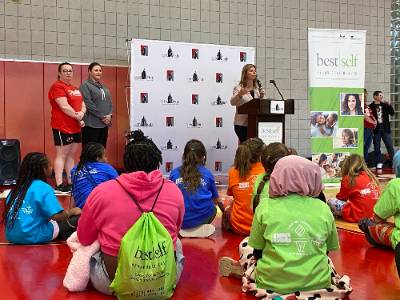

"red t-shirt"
[336, 171, 380, 222]
[48, 80, 83, 134]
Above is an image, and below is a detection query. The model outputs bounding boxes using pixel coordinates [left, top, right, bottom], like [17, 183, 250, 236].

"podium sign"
[258, 122, 283, 144]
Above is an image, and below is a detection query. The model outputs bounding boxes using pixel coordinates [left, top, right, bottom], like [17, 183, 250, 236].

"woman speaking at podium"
[230, 64, 265, 143]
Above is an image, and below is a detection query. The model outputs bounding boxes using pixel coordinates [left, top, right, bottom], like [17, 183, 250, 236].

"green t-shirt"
[251, 173, 270, 210]
[373, 178, 400, 249]
[248, 193, 339, 294]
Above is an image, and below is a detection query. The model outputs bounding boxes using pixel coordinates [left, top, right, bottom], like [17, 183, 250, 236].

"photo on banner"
[308, 28, 366, 183]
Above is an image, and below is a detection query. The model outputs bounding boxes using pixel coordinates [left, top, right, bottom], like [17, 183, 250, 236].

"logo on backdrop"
[135, 116, 153, 127]
[140, 92, 148, 103]
[216, 117, 223, 127]
[214, 161, 223, 172]
[216, 73, 223, 83]
[166, 70, 174, 81]
[211, 138, 228, 150]
[166, 116, 175, 127]
[134, 68, 154, 80]
[211, 96, 226, 106]
[161, 139, 178, 151]
[165, 162, 174, 172]
[192, 48, 199, 59]
[192, 94, 199, 105]
[212, 49, 228, 61]
[162, 46, 180, 58]
[240, 52, 247, 62]
[140, 45, 148, 56]
[187, 117, 203, 128]
[188, 71, 204, 83]
[162, 93, 179, 105]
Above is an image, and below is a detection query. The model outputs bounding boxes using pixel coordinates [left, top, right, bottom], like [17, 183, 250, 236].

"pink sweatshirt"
[77, 170, 185, 257]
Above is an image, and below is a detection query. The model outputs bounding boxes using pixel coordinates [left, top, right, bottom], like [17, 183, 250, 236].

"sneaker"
[219, 257, 243, 278]
[55, 184, 70, 194]
[377, 163, 383, 169]
[179, 224, 215, 238]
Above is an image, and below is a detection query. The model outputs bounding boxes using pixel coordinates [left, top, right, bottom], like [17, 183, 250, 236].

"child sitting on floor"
[223, 155, 352, 299]
[170, 139, 222, 238]
[224, 138, 265, 235]
[3, 152, 81, 244]
[328, 154, 380, 222]
[71, 143, 118, 208]
[359, 150, 400, 276]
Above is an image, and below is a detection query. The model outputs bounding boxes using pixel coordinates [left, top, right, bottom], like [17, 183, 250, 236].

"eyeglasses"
[62, 70, 73, 73]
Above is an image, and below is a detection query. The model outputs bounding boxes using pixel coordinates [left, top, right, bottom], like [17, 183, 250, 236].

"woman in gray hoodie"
[80, 62, 113, 148]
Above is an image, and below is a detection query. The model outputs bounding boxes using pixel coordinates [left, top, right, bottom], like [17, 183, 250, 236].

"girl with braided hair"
[3, 152, 81, 244]
[71, 143, 118, 208]
[76, 130, 184, 295]
[223, 138, 265, 235]
[169, 139, 222, 238]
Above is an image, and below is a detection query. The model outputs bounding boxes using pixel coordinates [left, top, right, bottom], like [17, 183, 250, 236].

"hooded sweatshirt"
[80, 79, 113, 128]
[77, 170, 185, 256]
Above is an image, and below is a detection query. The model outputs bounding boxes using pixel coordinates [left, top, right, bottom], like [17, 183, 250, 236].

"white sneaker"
[377, 163, 383, 169]
[179, 224, 215, 238]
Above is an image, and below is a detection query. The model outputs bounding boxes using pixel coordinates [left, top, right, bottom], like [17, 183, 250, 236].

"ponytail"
[181, 140, 206, 193]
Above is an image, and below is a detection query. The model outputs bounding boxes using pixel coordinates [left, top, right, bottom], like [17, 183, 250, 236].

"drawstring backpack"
[110, 179, 177, 300]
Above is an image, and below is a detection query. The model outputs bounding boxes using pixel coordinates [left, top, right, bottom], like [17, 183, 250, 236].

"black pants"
[234, 125, 247, 144]
[82, 126, 109, 148]
[55, 215, 80, 241]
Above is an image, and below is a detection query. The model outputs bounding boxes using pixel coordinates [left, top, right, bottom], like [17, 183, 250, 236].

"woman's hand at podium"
[237, 87, 249, 97]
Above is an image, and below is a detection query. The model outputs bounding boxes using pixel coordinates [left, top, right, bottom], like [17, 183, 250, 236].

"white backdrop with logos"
[131, 39, 255, 175]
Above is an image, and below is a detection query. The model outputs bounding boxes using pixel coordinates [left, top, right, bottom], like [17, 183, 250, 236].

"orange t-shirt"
[227, 162, 265, 235]
[48, 80, 83, 134]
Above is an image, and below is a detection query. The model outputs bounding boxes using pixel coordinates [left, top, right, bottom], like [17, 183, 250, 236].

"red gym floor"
[0, 174, 399, 299]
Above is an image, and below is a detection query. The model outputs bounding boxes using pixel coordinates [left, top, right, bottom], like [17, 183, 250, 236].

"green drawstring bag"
[110, 179, 176, 300]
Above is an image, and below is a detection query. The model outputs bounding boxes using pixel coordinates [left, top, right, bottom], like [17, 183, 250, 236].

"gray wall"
[0, 0, 392, 156]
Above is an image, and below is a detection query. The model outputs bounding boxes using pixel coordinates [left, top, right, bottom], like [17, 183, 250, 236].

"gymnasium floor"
[0, 176, 399, 299]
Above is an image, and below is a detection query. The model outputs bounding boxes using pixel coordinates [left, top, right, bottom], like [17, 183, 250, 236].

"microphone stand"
[269, 80, 285, 101]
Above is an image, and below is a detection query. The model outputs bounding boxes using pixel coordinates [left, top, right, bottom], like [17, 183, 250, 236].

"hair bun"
[131, 130, 145, 141]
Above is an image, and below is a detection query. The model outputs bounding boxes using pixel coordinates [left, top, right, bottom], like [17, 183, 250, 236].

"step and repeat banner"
[131, 39, 255, 174]
[308, 29, 366, 182]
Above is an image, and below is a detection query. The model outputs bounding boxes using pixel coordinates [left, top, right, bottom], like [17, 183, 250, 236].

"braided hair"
[76, 143, 105, 172]
[2, 152, 50, 228]
[181, 139, 206, 193]
[124, 130, 162, 173]
[252, 143, 289, 212]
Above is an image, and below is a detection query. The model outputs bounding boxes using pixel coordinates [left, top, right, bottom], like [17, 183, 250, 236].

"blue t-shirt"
[5, 180, 63, 244]
[71, 162, 118, 208]
[169, 165, 219, 229]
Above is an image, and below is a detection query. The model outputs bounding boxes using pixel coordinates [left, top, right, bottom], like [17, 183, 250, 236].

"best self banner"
[308, 29, 366, 182]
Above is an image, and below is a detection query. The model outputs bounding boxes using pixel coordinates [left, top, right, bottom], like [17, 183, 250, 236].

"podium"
[237, 98, 294, 143]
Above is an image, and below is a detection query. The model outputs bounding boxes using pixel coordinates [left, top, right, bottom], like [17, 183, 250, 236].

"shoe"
[377, 163, 383, 169]
[55, 184, 70, 194]
[219, 257, 244, 278]
[179, 224, 215, 238]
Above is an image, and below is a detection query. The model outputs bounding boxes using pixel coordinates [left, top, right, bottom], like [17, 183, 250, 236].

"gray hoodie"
[80, 79, 113, 128]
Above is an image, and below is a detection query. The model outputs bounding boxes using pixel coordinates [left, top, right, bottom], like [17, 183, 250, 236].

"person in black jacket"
[369, 91, 395, 169]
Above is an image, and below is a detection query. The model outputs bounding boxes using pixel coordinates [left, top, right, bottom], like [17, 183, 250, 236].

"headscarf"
[269, 155, 323, 198]
[393, 150, 400, 178]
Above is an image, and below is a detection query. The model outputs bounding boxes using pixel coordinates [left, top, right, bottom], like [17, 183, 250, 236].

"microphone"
[256, 79, 262, 88]
[269, 80, 285, 100]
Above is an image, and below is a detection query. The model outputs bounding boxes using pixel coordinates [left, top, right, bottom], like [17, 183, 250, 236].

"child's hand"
[69, 207, 82, 216]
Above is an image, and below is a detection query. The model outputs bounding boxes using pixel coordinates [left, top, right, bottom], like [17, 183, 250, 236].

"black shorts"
[52, 129, 81, 146]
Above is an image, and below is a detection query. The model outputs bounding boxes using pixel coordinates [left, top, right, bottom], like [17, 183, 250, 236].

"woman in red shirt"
[48, 62, 86, 192]
[327, 154, 380, 222]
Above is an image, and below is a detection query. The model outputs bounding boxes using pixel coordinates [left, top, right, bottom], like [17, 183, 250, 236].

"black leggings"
[234, 125, 247, 144]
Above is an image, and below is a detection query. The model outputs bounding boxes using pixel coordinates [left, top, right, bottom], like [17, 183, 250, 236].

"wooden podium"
[237, 98, 295, 143]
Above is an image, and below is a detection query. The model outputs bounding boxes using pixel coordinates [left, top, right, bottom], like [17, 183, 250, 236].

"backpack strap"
[115, 178, 164, 213]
